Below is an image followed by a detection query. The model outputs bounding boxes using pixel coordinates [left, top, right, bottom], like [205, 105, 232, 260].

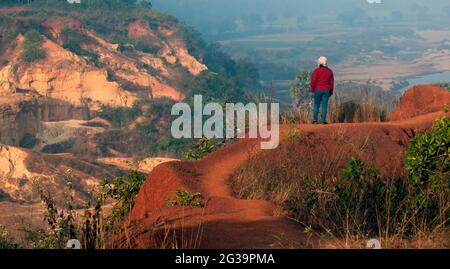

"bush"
[175, 24, 205, 61]
[60, 28, 99, 64]
[182, 137, 228, 160]
[99, 170, 147, 230]
[279, 157, 409, 238]
[166, 189, 205, 207]
[0, 16, 17, 54]
[437, 82, 450, 90]
[97, 103, 141, 127]
[284, 81, 397, 124]
[232, 118, 449, 240]
[182, 138, 215, 160]
[24, 177, 78, 249]
[0, 225, 18, 249]
[188, 72, 246, 104]
[25, 170, 146, 249]
[331, 157, 407, 237]
[0, 59, 9, 67]
[290, 70, 312, 108]
[405, 116, 449, 228]
[19, 133, 38, 149]
[21, 30, 45, 63]
[41, 139, 75, 153]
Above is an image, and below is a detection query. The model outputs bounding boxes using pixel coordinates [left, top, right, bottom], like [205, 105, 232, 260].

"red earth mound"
[113, 86, 450, 249]
[389, 84, 450, 121]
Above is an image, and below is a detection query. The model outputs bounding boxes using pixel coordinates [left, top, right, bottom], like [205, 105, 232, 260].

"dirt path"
[118, 110, 445, 249]
[121, 134, 312, 248]
[121, 84, 450, 249]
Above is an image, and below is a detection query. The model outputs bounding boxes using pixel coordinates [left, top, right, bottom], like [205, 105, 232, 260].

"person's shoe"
[322, 122, 328, 125]
[312, 121, 318, 124]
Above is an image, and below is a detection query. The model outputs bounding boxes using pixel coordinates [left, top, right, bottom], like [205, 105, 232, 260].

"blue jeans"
[313, 90, 331, 123]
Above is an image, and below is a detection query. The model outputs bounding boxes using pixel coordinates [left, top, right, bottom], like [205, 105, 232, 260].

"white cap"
[316, 56, 328, 66]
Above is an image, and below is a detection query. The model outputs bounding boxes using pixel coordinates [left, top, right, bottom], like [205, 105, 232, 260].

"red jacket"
[310, 65, 334, 95]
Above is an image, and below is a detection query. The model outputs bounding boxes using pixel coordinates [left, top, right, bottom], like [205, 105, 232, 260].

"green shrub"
[60, 28, 99, 64]
[166, 189, 204, 207]
[175, 25, 205, 61]
[290, 70, 312, 108]
[99, 170, 147, 229]
[21, 30, 45, 62]
[12, 64, 19, 74]
[97, 102, 141, 127]
[25, 177, 78, 249]
[0, 16, 17, 54]
[143, 63, 158, 76]
[279, 156, 409, 238]
[0, 59, 9, 67]
[182, 137, 226, 160]
[405, 116, 449, 227]
[333, 157, 407, 236]
[19, 133, 38, 149]
[188, 72, 246, 104]
[41, 139, 75, 153]
[233, 117, 449, 240]
[25, 170, 146, 249]
[0, 225, 18, 249]
[437, 82, 450, 90]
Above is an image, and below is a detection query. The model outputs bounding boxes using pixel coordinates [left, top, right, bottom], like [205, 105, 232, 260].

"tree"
[2, 0, 34, 4]
[139, 0, 151, 8]
[21, 30, 45, 63]
[234, 59, 259, 89]
[290, 70, 312, 109]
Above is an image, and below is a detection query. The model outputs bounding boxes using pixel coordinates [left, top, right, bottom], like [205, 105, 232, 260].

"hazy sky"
[153, 0, 450, 19]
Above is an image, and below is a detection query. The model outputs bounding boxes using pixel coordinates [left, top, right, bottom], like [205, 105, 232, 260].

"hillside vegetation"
[0, 1, 261, 247]
[0, 1, 259, 158]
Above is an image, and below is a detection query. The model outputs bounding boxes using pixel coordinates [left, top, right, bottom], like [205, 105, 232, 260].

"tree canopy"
[1, 0, 152, 9]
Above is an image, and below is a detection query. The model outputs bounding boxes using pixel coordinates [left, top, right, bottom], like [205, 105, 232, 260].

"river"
[397, 71, 450, 94]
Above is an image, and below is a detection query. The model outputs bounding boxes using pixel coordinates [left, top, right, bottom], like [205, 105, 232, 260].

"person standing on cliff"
[310, 56, 334, 124]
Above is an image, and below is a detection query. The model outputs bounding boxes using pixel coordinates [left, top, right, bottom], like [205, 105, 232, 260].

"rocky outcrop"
[159, 27, 208, 76]
[0, 6, 213, 245]
[128, 21, 208, 76]
[0, 145, 125, 204]
[96, 157, 178, 173]
[0, 35, 138, 107]
[33, 118, 109, 155]
[0, 65, 16, 95]
[0, 95, 90, 146]
[0, 13, 209, 153]
[0, 15, 208, 107]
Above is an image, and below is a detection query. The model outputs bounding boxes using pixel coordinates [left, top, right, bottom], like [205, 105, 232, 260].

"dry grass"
[316, 229, 450, 249]
[115, 207, 205, 249]
[230, 125, 449, 249]
[282, 82, 398, 124]
[152, 217, 204, 249]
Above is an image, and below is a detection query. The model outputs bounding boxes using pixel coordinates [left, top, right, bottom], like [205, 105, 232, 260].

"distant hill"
[0, 1, 209, 106]
[0, 1, 259, 156]
[0, 1, 260, 244]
